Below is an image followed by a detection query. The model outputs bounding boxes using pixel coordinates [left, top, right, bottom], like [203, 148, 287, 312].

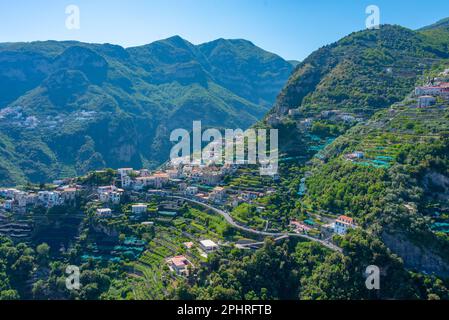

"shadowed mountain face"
[0, 37, 294, 185]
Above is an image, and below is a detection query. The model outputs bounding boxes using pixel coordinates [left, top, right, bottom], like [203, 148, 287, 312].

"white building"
[340, 114, 356, 123]
[334, 215, 356, 235]
[0, 188, 20, 199]
[118, 168, 134, 177]
[97, 185, 117, 194]
[231, 198, 242, 208]
[415, 83, 449, 97]
[345, 151, 364, 161]
[210, 186, 226, 203]
[96, 208, 112, 217]
[166, 169, 180, 179]
[300, 118, 313, 128]
[99, 191, 122, 204]
[121, 175, 133, 188]
[139, 169, 150, 177]
[200, 171, 222, 186]
[199, 239, 219, 252]
[38, 191, 62, 208]
[152, 173, 169, 189]
[241, 191, 260, 201]
[133, 177, 155, 190]
[98, 186, 123, 204]
[132, 204, 148, 215]
[60, 187, 77, 202]
[15, 191, 28, 207]
[109, 191, 122, 205]
[26, 193, 38, 206]
[288, 109, 300, 117]
[185, 186, 199, 196]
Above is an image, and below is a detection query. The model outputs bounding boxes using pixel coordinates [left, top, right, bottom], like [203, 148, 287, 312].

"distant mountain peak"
[160, 35, 193, 46]
[0, 38, 294, 185]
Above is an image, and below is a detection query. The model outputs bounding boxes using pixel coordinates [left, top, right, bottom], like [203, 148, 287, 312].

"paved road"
[170, 196, 342, 253]
[236, 235, 289, 249]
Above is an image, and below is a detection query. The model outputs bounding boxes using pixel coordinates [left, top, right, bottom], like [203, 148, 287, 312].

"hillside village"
[2, 67, 449, 287]
[0, 142, 357, 283]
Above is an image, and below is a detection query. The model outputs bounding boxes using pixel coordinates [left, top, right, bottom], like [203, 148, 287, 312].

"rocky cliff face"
[382, 232, 449, 277]
[423, 171, 449, 201]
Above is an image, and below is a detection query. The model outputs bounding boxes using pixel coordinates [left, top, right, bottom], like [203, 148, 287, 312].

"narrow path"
[169, 196, 342, 252]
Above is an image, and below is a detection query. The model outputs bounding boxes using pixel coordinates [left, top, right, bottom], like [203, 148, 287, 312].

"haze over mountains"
[0, 36, 294, 185]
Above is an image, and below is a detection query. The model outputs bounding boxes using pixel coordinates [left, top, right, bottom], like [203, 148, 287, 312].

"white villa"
[334, 215, 356, 235]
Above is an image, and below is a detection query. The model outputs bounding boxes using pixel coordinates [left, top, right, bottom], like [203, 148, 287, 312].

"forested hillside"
[0, 37, 294, 185]
[176, 21, 449, 300]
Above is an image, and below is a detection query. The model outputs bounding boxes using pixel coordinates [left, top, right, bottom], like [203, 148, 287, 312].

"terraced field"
[127, 208, 230, 300]
[337, 105, 449, 169]
[227, 168, 275, 191]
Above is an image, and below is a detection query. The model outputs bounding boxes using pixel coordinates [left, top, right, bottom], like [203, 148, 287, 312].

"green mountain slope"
[245, 20, 449, 293]
[183, 20, 449, 299]
[0, 37, 294, 185]
[264, 24, 449, 158]
[301, 96, 449, 273]
[419, 17, 449, 31]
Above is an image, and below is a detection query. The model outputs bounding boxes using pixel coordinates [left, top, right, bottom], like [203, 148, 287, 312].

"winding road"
[169, 195, 342, 252]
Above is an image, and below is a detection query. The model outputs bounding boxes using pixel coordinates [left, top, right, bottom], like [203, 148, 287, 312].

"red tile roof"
[337, 215, 354, 225]
[170, 255, 189, 268]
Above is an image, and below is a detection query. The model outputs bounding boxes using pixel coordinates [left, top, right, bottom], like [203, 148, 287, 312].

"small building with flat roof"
[199, 239, 219, 252]
[96, 208, 112, 217]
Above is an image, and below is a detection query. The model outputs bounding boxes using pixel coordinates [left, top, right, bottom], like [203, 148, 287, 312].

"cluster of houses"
[230, 190, 267, 208]
[118, 168, 171, 190]
[167, 239, 219, 276]
[0, 184, 79, 212]
[95, 197, 148, 218]
[415, 78, 449, 108]
[95, 203, 147, 218]
[117, 164, 237, 192]
[319, 110, 363, 123]
[290, 220, 312, 233]
[190, 186, 228, 204]
[115, 164, 254, 208]
[97, 185, 124, 205]
[288, 109, 363, 127]
[186, 184, 267, 209]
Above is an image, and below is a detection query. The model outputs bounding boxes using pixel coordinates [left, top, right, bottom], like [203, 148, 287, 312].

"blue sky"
[1, 0, 449, 60]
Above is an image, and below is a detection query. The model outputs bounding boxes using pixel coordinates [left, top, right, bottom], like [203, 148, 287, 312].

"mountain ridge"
[0, 36, 294, 185]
